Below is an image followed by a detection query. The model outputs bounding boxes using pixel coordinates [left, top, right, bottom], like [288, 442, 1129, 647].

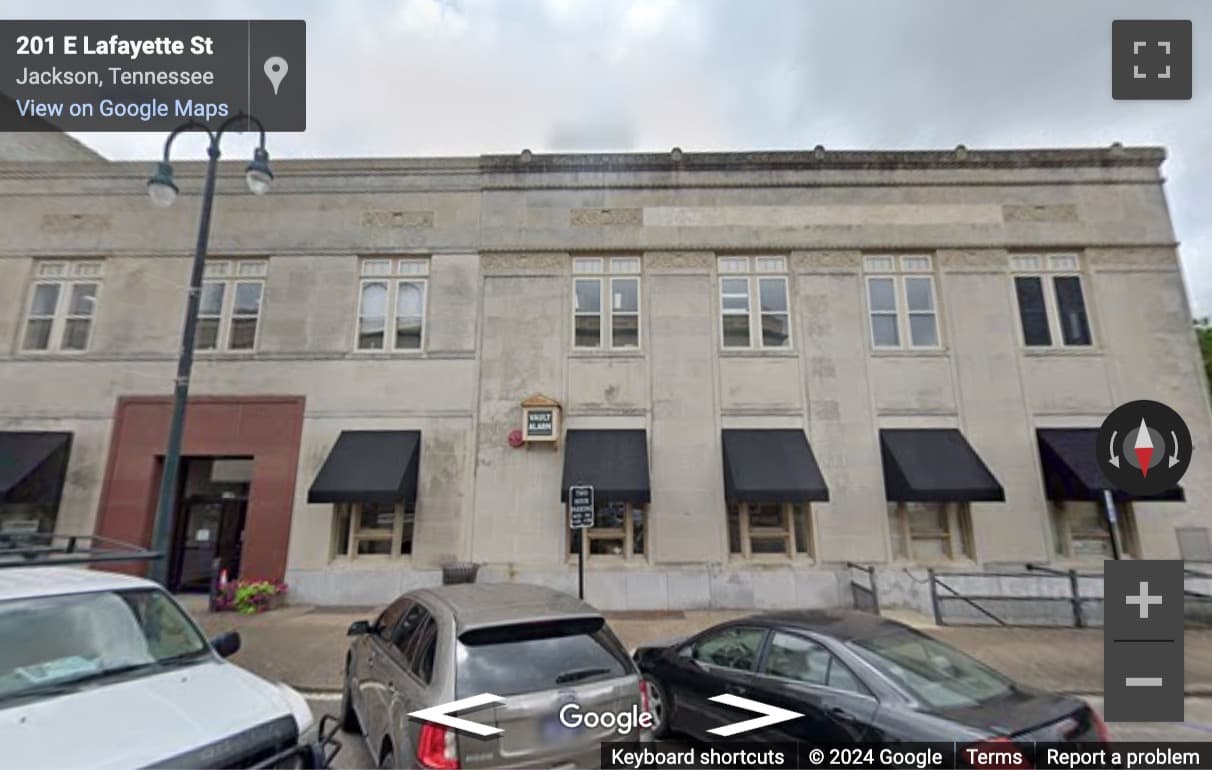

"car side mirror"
[347, 620, 372, 636]
[211, 631, 241, 659]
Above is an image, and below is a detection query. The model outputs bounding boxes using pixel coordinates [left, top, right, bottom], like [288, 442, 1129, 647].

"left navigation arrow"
[705, 693, 802, 737]
[409, 693, 506, 737]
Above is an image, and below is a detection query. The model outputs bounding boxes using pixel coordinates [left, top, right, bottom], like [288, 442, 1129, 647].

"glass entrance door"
[170, 496, 247, 592]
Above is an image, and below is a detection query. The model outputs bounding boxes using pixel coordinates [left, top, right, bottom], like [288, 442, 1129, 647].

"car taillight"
[962, 738, 1032, 769]
[1091, 709, 1111, 742]
[639, 678, 651, 715]
[416, 723, 458, 770]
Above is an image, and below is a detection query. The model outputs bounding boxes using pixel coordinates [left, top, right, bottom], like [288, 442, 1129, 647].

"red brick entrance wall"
[95, 395, 306, 581]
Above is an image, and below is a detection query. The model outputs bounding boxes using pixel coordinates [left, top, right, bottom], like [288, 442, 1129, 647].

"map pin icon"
[264, 56, 288, 95]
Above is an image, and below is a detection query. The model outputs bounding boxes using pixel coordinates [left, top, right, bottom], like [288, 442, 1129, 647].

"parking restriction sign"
[569, 485, 594, 529]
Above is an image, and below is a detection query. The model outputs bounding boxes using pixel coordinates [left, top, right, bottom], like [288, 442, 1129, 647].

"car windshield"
[0, 588, 210, 702]
[850, 631, 1013, 709]
[455, 617, 632, 697]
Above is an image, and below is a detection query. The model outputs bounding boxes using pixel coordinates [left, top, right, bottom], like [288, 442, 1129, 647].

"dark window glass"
[455, 618, 630, 697]
[375, 598, 412, 641]
[851, 631, 1013, 709]
[1014, 276, 1051, 346]
[405, 614, 437, 681]
[391, 605, 427, 657]
[410, 618, 438, 683]
[1053, 276, 1091, 346]
[691, 626, 766, 671]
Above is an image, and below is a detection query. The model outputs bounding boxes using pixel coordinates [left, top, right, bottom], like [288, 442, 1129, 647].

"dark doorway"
[168, 457, 253, 592]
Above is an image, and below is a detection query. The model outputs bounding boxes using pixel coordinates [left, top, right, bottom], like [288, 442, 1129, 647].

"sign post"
[569, 485, 594, 599]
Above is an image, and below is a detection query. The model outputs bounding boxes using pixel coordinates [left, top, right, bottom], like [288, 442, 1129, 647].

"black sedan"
[634, 610, 1110, 745]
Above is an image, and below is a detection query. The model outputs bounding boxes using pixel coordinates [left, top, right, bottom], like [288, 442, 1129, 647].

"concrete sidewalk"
[185, 598, 1212, 695]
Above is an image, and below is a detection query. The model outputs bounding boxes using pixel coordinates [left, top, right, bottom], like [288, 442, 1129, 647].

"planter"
[442, 562, 479, 585]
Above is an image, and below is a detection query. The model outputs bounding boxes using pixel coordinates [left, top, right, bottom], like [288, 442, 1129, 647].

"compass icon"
[1096, 400, 1191, 496]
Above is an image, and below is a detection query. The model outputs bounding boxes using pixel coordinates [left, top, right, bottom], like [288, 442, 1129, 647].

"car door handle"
[725, 684, 747, 695]
[828, 706, 855, 722]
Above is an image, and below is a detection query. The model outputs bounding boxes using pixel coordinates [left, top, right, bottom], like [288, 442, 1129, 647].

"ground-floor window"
[726, 503, 814, 558]
[0, 503, 56, 535]
[568, 501, 646, 559]
[332, 502, 415, 558]
[1050, 500, 1137, 559]
[887, 502, 973, 561]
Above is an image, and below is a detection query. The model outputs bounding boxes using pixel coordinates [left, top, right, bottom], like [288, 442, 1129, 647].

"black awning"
[308, 431, 421, 505]
[721, 429, 829, 503]
[560, 430, 650, 504]
[1037, 429, 1184, 502]
[0, 432, 72, 505]
[880, 429, 1005, 502]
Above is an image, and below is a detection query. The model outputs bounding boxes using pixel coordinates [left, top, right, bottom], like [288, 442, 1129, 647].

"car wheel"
[643, 675, 670, 738]
[339, 663, 360, 732]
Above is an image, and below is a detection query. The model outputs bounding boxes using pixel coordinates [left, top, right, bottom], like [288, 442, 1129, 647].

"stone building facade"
[1, 142, 1210, 609]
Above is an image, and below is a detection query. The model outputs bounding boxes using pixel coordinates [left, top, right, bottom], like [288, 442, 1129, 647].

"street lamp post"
[145, 113, 273, 586]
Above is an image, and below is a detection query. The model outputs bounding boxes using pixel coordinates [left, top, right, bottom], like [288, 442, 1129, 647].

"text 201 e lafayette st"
[1, 20, 305, 132]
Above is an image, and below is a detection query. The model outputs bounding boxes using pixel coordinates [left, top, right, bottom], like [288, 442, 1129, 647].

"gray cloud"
[3, 0, 1208, 311]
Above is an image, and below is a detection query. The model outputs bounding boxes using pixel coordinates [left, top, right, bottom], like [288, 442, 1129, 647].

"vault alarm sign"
[521, 394, 561, 446]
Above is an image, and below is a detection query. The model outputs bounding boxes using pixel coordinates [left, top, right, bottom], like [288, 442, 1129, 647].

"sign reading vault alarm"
[521, 394, 561, 446]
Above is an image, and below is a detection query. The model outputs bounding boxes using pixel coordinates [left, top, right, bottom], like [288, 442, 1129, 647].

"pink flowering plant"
[215, 579, 288, 614]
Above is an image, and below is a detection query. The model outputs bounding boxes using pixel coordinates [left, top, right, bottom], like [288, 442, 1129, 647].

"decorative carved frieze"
[939, 249, 1007, 269]
[790, 251, 861, 271]
[1002, 204, 1079, 223]
[361, 210, 434, 229]
[570, 208, 643, 226]
[40, 213, 110, 233]
[645, 251, 712, 271]
[481, 252, 569, 273]
[1085, 247, 1180, 269]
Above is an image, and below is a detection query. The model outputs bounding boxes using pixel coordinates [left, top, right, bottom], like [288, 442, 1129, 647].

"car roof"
[743, 609, 914, 642]
[0, 566, 158, 602]
[412, 583, 602, 633]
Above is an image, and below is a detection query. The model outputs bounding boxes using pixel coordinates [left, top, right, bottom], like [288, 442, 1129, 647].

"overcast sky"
[7, 0, 1210, 312]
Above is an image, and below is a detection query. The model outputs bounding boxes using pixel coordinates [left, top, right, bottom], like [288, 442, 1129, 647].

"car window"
[376, 597, 412, 641]
[763, 632, 828, 685]
[763, 632, 868, 696]
[391, 605, 427, 657]
[827, 659, 866, 695]
[851, 631, 1012, 708]
[455, 617, 631, 698]
[409, 616, 438, 683]
[691, 627, 766, 671]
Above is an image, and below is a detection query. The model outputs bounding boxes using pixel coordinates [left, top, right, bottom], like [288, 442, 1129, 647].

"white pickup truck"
[0, 566, 338, 769]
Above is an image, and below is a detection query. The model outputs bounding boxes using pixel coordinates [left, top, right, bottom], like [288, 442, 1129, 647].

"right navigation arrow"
[705, 693, 802, 737]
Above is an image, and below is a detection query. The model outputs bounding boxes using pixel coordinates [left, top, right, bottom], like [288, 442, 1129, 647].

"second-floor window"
[573, 257, 641, 349]
[1011, 254, 1092, 347]
[196, 260, 267, 351]
[357, 258, 429, 351]
[719, 256, 791, 349]
[864, 255, 940, 349]
[21, 260, 104, 353]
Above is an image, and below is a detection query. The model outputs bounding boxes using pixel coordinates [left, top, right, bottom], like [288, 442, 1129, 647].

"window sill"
[568, 349, 646, 360]
[726, 556, 818, 567]
[1021, 347, 1102, 358]
[869, 348, 950, 358]
[564, 556, 651, 567]
[719, 348, 798, 358]
[328, 555, 415, 568]
[888, 558, 978, 569]
[12, 349, 91, 357]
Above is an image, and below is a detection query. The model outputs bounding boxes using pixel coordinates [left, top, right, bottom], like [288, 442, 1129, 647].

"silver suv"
[340, 583, 651, 768]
